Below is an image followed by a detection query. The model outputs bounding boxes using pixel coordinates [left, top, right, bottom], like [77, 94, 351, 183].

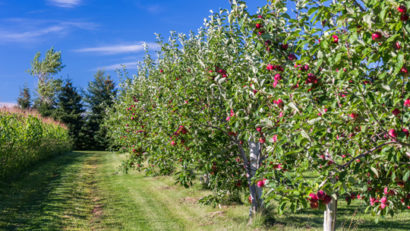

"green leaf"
[403, 171, 410, 182]
[335, 53, 342, 65]
[393, 54, 404, 75]
[370, 166, 379, 178]
[379, 8, 387, 20]
[288, 102, 300, 113]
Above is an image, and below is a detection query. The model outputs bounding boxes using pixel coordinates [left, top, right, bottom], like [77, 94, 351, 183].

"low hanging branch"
[337, 141, 397, 169]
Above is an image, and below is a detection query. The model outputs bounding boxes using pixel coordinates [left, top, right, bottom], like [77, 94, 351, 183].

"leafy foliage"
[28, 47, 64, 118]
[105, 0, 409, 224]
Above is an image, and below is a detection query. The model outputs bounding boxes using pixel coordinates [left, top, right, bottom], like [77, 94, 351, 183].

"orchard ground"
[0, 151, 408, 230]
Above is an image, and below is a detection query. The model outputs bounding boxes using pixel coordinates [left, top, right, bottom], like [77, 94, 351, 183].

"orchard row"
[105, 0, 409, 228]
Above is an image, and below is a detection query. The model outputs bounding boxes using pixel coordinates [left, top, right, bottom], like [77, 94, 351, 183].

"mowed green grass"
[0, 151, 409, 230]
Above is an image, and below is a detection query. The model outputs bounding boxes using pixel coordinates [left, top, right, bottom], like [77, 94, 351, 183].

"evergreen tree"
[17, 87, 31, 109]
[54, 79, 85, 149]
[83, 70, 117, 150]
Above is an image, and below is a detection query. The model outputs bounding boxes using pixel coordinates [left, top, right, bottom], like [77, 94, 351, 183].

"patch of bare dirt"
[207, 210, 226, 218]
[160, 185, 176, 190]
[92, 204, 103, 217]
[180, 197, 198, 204]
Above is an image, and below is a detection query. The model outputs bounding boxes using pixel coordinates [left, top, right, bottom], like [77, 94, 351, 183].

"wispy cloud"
[0, 26, 65, 41]
[0, 18, 97, 43]
[96, 61, 140, 71]
[74, 42, 159, 55]
[134, 1, 163, 14]
[145, 4, 163, 14]
[0, 102, 17, 108]
[48, 0, 81, 8]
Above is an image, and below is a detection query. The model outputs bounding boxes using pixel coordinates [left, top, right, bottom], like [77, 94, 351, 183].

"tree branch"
[338, 141, 396, 169]
[351, 0, 366, 12]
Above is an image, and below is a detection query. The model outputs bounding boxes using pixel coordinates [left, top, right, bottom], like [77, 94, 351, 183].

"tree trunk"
[248, 140, 263, 217]
[323, 198, 337, 231]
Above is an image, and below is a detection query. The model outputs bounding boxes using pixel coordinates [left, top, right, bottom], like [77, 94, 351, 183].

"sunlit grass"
[0, 151, 408, 230]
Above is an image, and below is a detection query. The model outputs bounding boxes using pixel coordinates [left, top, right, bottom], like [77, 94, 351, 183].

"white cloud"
[74, 42, 160, 55]
[48, 0, 81, 8]
[0, 26, 65, 41]
[0, 19, 97, 43]
[0, 102, 17, 108]
[134, 1, 163, 14]
[96, 61, 140, 71]
[146, 4, 162, 14]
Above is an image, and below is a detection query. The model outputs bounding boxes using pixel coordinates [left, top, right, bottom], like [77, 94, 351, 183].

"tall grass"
[0, 106, 72, 180]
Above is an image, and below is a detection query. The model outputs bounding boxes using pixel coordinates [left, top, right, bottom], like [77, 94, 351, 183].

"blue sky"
[0, 0, 259, 105]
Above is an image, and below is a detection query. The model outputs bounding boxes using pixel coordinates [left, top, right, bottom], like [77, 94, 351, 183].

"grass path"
[0, 151, 409, 230]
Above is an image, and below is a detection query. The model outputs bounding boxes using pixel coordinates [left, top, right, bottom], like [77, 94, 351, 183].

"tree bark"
[323, 198, 337, 231]
[248, 140, 263, 217]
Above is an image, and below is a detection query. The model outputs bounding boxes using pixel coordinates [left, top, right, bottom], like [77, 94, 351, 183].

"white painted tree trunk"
[323, 199, 337, 231]
[248, 140, 263, 216]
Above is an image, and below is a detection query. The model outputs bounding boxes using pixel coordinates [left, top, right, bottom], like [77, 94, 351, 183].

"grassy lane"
[0, 151, 409, 230]
[0, 151, 99, 230]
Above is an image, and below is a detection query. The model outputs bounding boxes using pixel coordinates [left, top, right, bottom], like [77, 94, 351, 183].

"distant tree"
[17, 87, 31, 109]
[83, 70, 117, 150]
[54, 79, 85, 149]
[32, 79, 62, 118]
[28, 47, 64, 117]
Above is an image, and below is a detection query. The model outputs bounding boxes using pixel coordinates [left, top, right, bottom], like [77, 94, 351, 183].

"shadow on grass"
[0, 151, 97, 230]
[272, 204, 410, 230]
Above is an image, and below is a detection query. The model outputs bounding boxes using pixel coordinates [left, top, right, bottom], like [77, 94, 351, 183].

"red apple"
[309, 193, 319, 202]
[349, 113, 358, 120]
[405, 99, 410, 107]
[272, 135, 278, 142]
[398, 5, 407, 14]
[288, 54, 297, 61]
[332, 35, 339, 43]
[402, 128, 409, 137]
[323, 195, 332, 204]
[389, 129, 397, 138]
[310, 201, 319, 209]
[317, 190, 326, 200]
[372, 32, 382, 41]
[257, 179, 266, 187]
[395, 41, 401, 50]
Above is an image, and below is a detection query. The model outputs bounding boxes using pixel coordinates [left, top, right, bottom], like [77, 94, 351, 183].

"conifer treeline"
[17, 48, 116, 150]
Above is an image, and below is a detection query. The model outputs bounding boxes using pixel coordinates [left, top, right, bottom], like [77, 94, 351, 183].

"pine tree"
[17, 87, 31, 109]
[54, 79, 85, 149]
[83, 70, 117, 150]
